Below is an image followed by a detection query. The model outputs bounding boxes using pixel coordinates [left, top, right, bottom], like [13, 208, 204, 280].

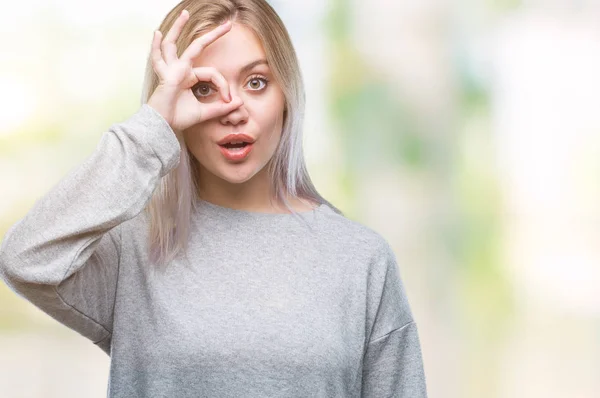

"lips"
[218, 142, 254, 162]
[217, 133, 255, 162]
[217, 133, 256, 147]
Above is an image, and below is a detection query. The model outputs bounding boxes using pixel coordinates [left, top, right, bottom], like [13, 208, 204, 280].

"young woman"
[0, 0, 428, 396]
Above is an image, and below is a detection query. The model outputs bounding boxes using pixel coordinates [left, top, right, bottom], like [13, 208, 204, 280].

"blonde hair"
[141, 0, 342, 270]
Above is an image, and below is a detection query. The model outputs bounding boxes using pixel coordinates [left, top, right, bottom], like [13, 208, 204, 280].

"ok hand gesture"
[147, 10, 243, 131]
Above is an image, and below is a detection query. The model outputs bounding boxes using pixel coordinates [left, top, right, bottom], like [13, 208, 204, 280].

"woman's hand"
[147, 9, 243, 131]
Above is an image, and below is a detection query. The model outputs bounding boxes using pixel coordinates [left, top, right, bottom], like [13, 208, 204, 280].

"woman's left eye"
[246, 76, 269, 91]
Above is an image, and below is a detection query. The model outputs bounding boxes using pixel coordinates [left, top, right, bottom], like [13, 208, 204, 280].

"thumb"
[197, 97, 244, 122]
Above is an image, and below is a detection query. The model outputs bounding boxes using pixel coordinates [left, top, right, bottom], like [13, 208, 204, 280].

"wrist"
[147, 91, 175, 126]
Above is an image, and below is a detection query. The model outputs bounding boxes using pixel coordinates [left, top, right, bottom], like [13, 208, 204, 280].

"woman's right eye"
[192, 82, 215, 98]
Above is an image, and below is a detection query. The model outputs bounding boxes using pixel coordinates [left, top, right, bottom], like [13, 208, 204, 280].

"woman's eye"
[192, 83, 215, 98]
[246, 77, 268, 91]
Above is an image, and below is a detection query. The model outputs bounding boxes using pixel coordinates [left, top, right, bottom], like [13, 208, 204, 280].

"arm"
[0, 104, 180, 355]
[361, 240, 428, 397]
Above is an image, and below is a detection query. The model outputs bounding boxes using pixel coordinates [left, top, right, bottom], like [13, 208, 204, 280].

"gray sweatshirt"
[0, 104, 428, 397]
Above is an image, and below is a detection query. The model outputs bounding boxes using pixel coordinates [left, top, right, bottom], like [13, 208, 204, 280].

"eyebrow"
[240, 59, 268, 74]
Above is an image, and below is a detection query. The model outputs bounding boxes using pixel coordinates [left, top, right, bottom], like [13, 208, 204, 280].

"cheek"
[254, 89, 285, 124]
[259, 115, 284, 151]
[254, 102, 285, 139]
[182, 126, 213, 157]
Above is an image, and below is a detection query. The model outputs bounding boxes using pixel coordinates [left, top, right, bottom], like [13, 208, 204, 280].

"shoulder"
[317, 204, 395, 262]
[316, 205, 401, 297]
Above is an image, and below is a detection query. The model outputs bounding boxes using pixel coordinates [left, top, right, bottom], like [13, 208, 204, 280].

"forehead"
[191, 23, 267, 74]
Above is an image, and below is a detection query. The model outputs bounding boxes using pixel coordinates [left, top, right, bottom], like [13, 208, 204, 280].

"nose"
[219, 96, 249, 126]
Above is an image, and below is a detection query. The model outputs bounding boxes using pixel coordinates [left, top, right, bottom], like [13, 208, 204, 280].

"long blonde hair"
[141, 0, 342, 270]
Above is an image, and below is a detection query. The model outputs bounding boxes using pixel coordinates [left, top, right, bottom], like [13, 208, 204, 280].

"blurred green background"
[1, 0, 599, 397]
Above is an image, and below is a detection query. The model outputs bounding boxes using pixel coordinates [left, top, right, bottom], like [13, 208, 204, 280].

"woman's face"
[182, 22, 286, 186]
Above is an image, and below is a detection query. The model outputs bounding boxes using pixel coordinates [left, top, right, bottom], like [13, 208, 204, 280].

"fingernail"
[228, 93, 232, 102]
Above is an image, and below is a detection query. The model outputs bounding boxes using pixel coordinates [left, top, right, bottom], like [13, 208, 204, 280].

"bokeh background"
[1, 0, 600, 397]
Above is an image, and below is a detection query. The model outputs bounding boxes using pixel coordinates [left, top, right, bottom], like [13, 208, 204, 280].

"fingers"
[162, 9, 190, 63]
[151, 31, 168, 77]
[192, 67, 231, 103]
[180, 20, 232, 64]
[199, 96, 244, 121]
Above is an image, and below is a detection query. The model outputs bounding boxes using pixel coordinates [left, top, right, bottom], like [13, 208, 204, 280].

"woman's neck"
[196, 166, 317, 214]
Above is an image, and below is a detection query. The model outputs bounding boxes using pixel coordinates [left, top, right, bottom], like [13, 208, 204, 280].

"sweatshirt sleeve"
[0, 104, 180, 355]
[361, 240, 428, 397]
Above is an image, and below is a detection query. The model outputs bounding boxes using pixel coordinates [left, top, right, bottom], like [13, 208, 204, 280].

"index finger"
[181, 20, 233, 63]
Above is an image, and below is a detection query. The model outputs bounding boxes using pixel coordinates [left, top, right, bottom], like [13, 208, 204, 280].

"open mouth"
[220, 142, 251, 150]
[218, 141, 254, 161]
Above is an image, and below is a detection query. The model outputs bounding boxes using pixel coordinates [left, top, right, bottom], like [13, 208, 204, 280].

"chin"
[216, 165, 260, 184]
